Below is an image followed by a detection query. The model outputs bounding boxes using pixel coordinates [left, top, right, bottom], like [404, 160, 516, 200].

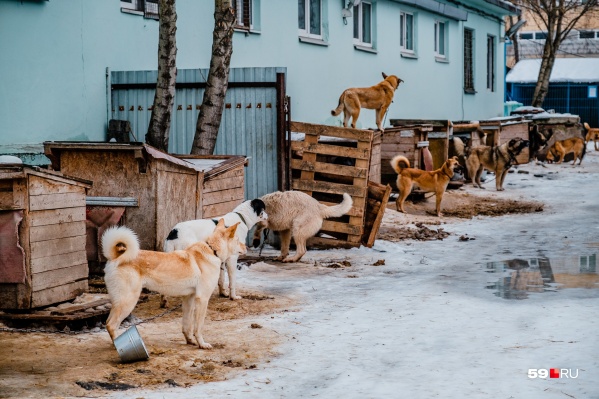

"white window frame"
[434, 20, 447, 59]
[400, 11, 415, 54]
[298, 0, 323, 40]
[353, 1, 373, 48]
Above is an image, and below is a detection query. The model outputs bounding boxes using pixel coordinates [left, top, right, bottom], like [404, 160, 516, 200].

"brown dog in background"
[390, 155, 461, 217]
[546, 137, 586, 165]
[331, 73, 403, 132]
[584, 122, 599, 151]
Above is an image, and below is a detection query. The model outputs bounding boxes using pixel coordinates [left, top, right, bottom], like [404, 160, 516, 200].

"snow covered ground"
[113, 147, 599, 399]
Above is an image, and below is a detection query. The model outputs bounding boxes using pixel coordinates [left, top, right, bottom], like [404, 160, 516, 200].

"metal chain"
[0, 303, 182, 335]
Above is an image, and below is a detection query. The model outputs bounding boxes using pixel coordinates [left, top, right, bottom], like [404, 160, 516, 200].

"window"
[354, 1, 372, 46]
[120, 0, 159, 19]
[535, 31, 548, 40]
[434, 20, 446, 58]
[519, 32, 533, 40]
[464, 28, 475, 94]
[487, 35, 495, 92]
[580, 30, 596, 39]
[298, 0, 322, 39]
[233, 0, 252, 30]
[400, 11, 414, 53]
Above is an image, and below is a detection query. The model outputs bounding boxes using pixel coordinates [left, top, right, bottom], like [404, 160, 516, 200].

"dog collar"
[212, 212, 248, 228]
[234, 212, 248, 228]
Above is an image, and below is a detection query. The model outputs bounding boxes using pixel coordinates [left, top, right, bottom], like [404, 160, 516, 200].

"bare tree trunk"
[532, 34, 557, 107]
[191, 0, 235, 155]
[146, 0, 178, 152]
[511, 16, 521, 65]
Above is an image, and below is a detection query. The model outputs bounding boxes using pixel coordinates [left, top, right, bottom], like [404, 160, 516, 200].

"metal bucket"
[113, 325, 149, 363]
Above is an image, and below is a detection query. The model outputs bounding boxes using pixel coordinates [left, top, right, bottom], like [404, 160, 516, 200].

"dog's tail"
[331, 93, 345, 116]
[584, 122, 591, 131]
[163, 227, 178, 253]
[390, 155, 410, 174]
[319, 193, 353, 219]
[102, 226, 140, 263]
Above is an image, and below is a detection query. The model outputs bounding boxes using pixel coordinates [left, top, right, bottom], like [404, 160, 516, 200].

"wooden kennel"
[479, 117, 532, 164]
[43, 142, 247, 258]
[289, 122, 390, 248]
[0, 165, 91, 309]
[381, 119, 451, 189]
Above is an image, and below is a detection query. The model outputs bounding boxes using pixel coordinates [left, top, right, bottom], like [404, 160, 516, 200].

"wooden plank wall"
[155, 163, 199, 251]
[28, 175, 88, 308]
[290, 122, 373, 248]
[202, 167, 245, 219]
[380, 128, 424, 189]
[57, 150, 157, 251]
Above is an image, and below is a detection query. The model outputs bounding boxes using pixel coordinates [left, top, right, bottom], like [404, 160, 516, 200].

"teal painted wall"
[0, 0, 511, 153]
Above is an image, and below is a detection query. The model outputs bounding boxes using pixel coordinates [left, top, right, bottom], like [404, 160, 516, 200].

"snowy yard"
[1, 146, 598, 399]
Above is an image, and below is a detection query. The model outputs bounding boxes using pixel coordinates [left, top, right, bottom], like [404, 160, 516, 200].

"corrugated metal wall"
[110, 67, 285, 200]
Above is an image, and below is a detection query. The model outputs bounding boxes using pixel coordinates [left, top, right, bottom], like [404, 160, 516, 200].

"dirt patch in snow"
[378, 188, 544, 242]
[0, 290, 296, 398]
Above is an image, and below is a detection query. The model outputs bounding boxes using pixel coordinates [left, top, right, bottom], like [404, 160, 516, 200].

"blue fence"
[508, 82, 599, 127]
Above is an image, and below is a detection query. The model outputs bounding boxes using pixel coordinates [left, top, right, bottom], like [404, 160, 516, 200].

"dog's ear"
[227, 222, 241, 238]
[382, 72, 388, 79]
[215, 218, 226, 229]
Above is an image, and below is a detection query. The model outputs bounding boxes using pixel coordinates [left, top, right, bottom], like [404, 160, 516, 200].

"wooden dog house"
[43, 143, 247, 260]
[0, 165, 91, 309]
[289, 122, 390, 248]
[381, 119, 451, 189]
[479, 117, 532, 164]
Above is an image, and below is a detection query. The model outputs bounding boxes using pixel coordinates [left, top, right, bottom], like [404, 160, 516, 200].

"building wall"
[0, 0, 512, 154]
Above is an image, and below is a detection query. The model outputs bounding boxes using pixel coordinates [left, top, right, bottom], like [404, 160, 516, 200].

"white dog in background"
[163, 198, 267, 301]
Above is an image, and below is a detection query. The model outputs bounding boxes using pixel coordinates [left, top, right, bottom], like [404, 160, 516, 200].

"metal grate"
[464, 28, 475, 93]
[233, 0, 251, 30]
[509, 83, 599, 127]
[144, 0, 159, 20]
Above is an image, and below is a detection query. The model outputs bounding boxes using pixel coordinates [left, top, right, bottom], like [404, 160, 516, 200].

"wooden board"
[32, 263, 89, 292]
[203, 199, 240, 219]
[30, 221, 86, 243]
[30, 235, 86, 259]
[29, 207, 86, 227]
[31, 250, 87, 274]
[31, 279, 87, 308]
[362, 182, 392, 247]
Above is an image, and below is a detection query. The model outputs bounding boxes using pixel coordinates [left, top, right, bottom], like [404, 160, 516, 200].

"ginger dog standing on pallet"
[390, 155, 461, 217]
[331, 73, 403, 132]
[102, 219, 243, 349]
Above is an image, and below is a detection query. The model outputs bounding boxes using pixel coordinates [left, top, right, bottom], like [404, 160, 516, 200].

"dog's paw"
[198, 342, 213, 350]
[230, 295, 242, 301]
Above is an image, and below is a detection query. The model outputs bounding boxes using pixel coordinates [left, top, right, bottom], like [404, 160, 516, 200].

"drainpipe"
[106, 67, 112, 131]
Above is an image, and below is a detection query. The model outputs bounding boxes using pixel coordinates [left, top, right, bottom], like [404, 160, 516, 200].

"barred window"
[487, 35, 495, 92]
[464, 28, 475, 94]
[120, 0, 159, 20]
[233, 0, 252, 30]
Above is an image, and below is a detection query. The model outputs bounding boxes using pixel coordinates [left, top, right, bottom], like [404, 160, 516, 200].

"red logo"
[550, 369, 560, 378]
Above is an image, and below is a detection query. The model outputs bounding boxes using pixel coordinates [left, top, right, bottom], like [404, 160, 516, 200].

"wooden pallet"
[289, 121, 389, 248]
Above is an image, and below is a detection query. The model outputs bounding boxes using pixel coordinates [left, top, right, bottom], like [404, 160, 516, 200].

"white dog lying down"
[252, 191, 353, 262]
[102, 219, 244, 349]
[164, 198, 267, 300]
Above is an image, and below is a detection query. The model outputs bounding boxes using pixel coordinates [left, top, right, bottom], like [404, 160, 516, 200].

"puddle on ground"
[485, 255, 599, 299]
